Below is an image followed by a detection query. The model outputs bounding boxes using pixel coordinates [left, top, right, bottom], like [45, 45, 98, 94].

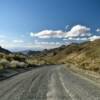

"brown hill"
[31, 39, 100, 73]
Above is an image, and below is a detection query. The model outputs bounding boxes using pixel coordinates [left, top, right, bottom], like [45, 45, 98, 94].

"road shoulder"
[64, 64, 100, 87]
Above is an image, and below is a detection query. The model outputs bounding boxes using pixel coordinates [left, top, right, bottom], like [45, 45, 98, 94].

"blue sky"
[0, 0, 100, 51]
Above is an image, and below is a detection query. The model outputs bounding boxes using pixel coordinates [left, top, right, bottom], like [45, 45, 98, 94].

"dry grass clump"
[0, 59, 9, 69]
[10, 60, 27, 68]
[0, 53, 28, 69]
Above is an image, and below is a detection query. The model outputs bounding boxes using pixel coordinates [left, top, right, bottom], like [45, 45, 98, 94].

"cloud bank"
[29, 24, 100, 50]
[89, 35, 100, 41]
[1, 24, 100, 51]
[30, 25, 91, 39]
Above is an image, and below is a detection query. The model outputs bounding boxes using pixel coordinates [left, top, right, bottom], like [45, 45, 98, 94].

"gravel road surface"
[0, 65, 100, 100]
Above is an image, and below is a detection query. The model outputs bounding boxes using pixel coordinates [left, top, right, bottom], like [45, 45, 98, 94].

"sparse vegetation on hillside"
[0, 52, 36, 70]
[29, 39, 100, 73]
[0, 39, 100, 73]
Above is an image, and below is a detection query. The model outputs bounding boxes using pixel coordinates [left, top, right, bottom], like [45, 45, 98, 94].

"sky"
[0, 0, 100, 51]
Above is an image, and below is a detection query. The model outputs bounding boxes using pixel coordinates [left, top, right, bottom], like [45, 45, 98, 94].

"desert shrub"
[6, 56, 13, 61]
[0, 53, 4, 59]
[0, 59, 10, 68]
[90, 66, 99, 72]
[10, 61, 18, 68]
[13, 55, 26, 62]
[17, 62, 27, 68]
[10, 60, 27, 68]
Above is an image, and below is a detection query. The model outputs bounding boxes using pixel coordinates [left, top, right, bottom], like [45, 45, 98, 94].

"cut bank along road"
[0, 65, 100, 100]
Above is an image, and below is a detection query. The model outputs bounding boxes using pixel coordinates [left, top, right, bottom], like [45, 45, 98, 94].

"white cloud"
[89, 35, 100, 41]
[30, 25, 91, 39]
[65, 25, 69, 31]
[34, 40, 62, 45]
[13, 40, 24, 43]
[65, 25, 90, 38]
[76, 37, 88, 41]
[30, 32, 35, 37]
[30, 30, 64, 38]
[63, 37, 88, 41]
[96, 28, 100, 32]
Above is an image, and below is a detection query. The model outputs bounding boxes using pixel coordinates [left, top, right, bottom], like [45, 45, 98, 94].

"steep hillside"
[0, 46, 11, 54]
[30, 39, 100, 73]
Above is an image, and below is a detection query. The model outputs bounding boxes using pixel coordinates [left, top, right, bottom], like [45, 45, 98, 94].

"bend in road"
[0, 65, 100, 100]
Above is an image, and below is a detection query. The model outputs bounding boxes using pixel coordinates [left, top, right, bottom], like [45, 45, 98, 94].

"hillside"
[0, 40, 100, 73]
[30, 39, 100, 73]
[0, 46, 11, 54]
